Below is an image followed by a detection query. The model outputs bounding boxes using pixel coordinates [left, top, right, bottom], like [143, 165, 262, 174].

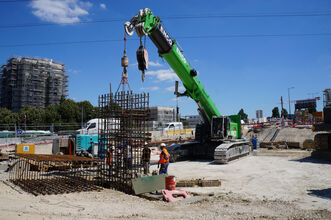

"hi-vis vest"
[159, 149, 170, 164]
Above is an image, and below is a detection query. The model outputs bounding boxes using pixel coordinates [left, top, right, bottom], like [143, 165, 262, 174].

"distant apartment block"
[256, 110, 263, 119]
[183, 115, 202, 128]
[0, 57, 68, 112]
[150, 106, 176, 123]
[148, 106, 177, 130]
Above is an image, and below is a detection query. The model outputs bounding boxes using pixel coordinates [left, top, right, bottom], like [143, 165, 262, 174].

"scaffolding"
[0, 57, 68, 112]
[98, 91, 150, 193]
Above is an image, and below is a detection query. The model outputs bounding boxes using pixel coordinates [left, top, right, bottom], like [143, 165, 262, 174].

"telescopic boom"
[124, 8, 220, 124]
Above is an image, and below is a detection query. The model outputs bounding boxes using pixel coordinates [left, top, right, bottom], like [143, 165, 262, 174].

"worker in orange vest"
[158, 143, 170, 174]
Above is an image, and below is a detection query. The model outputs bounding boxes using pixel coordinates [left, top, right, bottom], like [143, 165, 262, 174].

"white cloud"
[67, 68, 80, 74]
[146, 69, 179, 82]
[149, 61, 162, 67]
[29, 0, 92, 24]
[166, 85, 184, 92]
[171, 97, 189, 103]
[100, 3, 106, 9]
[140, 86, 160, 91]
[130, 61, 162, 67]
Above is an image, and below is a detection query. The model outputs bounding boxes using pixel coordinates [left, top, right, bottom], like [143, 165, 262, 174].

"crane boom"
[125, 8, 241, 140]
[125, 8, 220, 124]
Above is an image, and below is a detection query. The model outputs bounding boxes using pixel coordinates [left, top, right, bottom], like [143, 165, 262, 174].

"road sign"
[16, 129, 23, 135]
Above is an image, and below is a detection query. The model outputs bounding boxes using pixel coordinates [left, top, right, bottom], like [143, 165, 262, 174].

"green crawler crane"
[125, 8, 250, 163]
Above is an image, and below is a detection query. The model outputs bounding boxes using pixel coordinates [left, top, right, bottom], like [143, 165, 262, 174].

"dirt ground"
[1, 150, 331, 219]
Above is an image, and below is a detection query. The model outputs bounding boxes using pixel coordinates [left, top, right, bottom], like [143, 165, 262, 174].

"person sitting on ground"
[141, 142, 151, 174]
[158, 143, 170, 175]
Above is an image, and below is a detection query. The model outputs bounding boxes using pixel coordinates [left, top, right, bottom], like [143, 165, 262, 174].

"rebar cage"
[9, 154, 103, 196]
[98, 91, 150, 193]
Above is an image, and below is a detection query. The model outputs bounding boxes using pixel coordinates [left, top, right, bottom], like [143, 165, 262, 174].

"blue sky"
[0, 0, 330, 118]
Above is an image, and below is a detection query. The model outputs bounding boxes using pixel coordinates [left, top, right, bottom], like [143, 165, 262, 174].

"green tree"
[272, 107, 280, 118]
[77, 101, 97, 122]
[0, 108, 18, 130]
[45, 104, 61, 123]
[18, 106, 45, 125]
[0, 108, 14, 124]
[308, 106, 317, 114]
[58, 99, 80, 123]
[281, 108, 288, 118]
[238, 109, 248, 123]
[180, 118, 189, 127]
[0, 98, 98, 131]
[60, 95, 66, 104]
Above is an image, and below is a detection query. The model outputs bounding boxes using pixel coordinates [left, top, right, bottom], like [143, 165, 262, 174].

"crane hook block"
[136, 45, 149, 72]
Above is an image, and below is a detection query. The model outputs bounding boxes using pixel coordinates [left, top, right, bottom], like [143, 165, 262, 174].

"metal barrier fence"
[98, 91, 150, 193]
[9, 154, 103, 196]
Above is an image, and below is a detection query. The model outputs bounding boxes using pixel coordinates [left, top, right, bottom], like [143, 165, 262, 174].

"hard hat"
[144, 142, 148, 145]
[160, 143, 166, 147]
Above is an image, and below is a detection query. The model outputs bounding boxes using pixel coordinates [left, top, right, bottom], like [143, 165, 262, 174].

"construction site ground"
[0, 149, 331, 219]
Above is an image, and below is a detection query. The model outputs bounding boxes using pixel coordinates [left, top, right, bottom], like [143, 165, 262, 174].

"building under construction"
[0, 57, 68, 112]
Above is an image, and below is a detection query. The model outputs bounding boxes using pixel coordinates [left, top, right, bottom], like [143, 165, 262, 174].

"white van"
[75, 118, 120, 135]
[163, 122, 183, 132]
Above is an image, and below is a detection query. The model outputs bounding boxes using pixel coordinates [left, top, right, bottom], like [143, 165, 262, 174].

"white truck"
[75, 118, 100, 135]
[163, 122, 184, 132]
[76, 118, 120, 135]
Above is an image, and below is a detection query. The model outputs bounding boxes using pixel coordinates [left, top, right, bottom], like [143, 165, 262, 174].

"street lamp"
[288, 87, 295, 117]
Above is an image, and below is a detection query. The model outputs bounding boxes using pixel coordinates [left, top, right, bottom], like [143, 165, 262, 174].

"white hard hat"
[160, 143, 166, 147]
[144, 142, 148, 145]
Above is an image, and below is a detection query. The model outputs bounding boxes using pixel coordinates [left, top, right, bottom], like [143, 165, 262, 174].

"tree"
[180, 117, 189, 127]
[18, 106, 45, 125]
[0, 108, 18, 130]
[238, 109, 248, 123]
[45, 104, 61, 123]
[308, 106, 317, 114]
[281, 108, 288, 118]
[58, 99, 80, 123]
[0, 108, 15, 124]
[77, 101, 97, 122]
[60, 95, 66, 104]
[0, 98, 97, 131]
[272, 107, 280, 118]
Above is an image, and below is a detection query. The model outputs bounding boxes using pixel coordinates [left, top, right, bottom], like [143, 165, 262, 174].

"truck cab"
[76, 118, 100, 135]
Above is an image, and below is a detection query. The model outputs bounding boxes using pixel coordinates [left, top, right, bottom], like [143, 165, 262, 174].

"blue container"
[76, 134, 98, 151]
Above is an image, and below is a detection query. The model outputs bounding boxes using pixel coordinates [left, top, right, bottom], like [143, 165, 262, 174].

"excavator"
[124, 8, 250, 163]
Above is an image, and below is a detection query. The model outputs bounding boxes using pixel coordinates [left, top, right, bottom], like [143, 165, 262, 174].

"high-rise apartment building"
[0, 57, 68, 111]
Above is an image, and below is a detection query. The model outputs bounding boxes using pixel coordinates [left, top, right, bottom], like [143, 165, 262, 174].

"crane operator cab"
[211, 116, 230, 140]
